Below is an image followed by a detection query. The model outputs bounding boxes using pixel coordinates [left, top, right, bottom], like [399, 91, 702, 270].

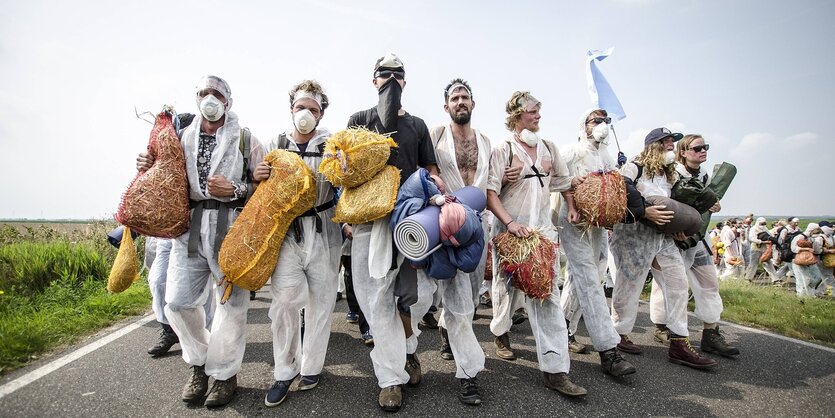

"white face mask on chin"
[664, 150, 676, 165]
[518, 129, 539, 147]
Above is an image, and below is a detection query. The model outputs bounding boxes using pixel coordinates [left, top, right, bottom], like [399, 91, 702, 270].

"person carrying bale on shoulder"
[135, 75, 266, 407]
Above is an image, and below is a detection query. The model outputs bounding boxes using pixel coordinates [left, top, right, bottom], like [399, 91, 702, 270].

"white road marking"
[0, 314, 155, 399]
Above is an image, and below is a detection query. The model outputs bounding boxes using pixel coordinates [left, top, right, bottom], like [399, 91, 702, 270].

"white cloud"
[782, 132, 818, 150]
[732, 132, 775, 156]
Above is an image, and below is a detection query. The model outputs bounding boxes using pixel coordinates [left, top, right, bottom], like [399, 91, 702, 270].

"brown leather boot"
[669, 337, 718, 369]
[204, 375, 237, 407]
[599, 348, 637, 377]
[542, 372, 588, 397]
[568, 334, 590, 354]
[405, 353, 422, 386]
[378, 385, 402, 412]
[181, 365, 209, 404]
[494, 333, 516, 360]
[617, 334, 642, 355]
[653, 324, 671, 346]
[701, 326, 740, 357]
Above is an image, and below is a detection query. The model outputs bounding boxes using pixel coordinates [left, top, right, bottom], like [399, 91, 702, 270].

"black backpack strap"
[505, 141, 514, 168]
[277, 132, 325, 157]
[632, 162, 644, 183]
[175, 113, 196, 139]
[239, 128, 251, 183]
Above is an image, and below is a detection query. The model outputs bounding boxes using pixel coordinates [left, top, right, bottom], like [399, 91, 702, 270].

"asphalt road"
[1, 290, 833, 417]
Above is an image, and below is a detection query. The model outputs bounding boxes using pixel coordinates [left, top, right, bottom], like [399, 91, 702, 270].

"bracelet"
[504, 219, 514, 227]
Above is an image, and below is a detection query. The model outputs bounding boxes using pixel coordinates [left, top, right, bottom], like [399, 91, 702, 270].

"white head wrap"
[292, 90, 323, 109]
[445, 83, 472, 100]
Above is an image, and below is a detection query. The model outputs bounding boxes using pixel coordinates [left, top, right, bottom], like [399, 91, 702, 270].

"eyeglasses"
[375, 70, 405, 80]
[688, 144, 710, 152]
[586, 116, 611, 125]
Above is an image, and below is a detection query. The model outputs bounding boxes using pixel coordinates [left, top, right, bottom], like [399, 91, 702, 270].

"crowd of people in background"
[127, 52, 834, 413]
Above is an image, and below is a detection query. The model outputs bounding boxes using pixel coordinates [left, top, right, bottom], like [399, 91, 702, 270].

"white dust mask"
[591, 123, 610, 144]
[293, 109, 317, 134]
[664, 150, 676, 165]
[518, 129, 539, 147]
[198, 95, 225, 122]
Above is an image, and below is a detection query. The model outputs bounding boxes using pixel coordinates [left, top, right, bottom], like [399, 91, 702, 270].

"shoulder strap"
[276, 132, 325, 157]
[429, 125, 446, 148]
[633, 162, 644, 182]
[239, 128, 251, 183]
[505, 141, 514, 168]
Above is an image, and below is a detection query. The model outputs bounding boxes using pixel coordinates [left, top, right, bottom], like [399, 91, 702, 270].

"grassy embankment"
[0, 222, 151, 374]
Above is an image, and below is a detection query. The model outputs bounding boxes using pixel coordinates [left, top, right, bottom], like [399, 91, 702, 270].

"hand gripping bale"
[319, 127, 397, 188]
[493, 230, 557, 300]
[217, 150, 316, 303]
[115, 107, 190, 238]
[107, 226, 140, 293]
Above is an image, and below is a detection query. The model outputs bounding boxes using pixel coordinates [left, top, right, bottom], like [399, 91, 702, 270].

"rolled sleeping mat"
[394, 186, 486, 260]
[642, 195, 703, 237]
[107, 225, 139, 249]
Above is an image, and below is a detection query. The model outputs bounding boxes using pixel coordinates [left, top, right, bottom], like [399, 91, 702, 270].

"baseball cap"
[644, 127, 683, 145]
[374, 52, 405, 73]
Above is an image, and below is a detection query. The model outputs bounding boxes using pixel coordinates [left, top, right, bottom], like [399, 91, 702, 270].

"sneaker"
[701, 327, 740, 357]
[599, 348, 636, 377]
[653, 324, 671, 346]
[362, 330, 374, 346]
[494, 333, 516, 360]
[542, 372, 587, 397]
[297, 374, 320, 391]
[346, 312, 359, 324]
[458, 377, 481, 405]
[568, 334, 590, 354]
[668, 337, 718, 370]
[439, 328, 454, 360]
[378, 385, 402, 412]
[148, 323, 179, 357]
[617, 334, 642, 355]
[264, 377, 295, 407]
[511, 308, 528, 325]
[420, 312, 439, 329]
[181, 365, 209, 404]
[405, 353, 422, 386]
[204, 375, 237, 407]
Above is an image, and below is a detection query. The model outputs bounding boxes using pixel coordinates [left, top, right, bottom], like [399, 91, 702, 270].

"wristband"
[504, 219, 514, 227]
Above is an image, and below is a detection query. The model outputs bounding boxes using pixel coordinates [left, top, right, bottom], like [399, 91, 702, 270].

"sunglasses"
[375, 70, 405, 80]
[688, 144, 710, 152]
[586, 116, 611, 124]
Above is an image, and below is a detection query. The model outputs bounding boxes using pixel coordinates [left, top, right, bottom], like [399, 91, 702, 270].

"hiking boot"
[204, 375, 237, 407]
[264, 376, 295, 407]
[568, 334, 590, 354]
[148, 323, 179, 357]
[378, 385, 402, 412]
[511, 308, 528, 325]
[494, 333, 516, 360]
[297, 374, 320, 391]
[181, 365, 210, 404]
[362, 330, 374, 346]
[669, 337, 718, 370]
[405, 353, 422, 386]
[420, 312, 439, 329]
[480, 293, 492, 307]
[701, 327, 740, 357]
[599, 348, 636, 377]
[458, 377, 481, 405]
[617, 334, 642, 355]
[439, 328, 454, 360]
[653, 324, 671, 346]
[346, 311, 359, 324]
[542, 372, 587, 397]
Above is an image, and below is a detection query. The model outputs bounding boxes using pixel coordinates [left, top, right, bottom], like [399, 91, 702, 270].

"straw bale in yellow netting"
[218, 150, 316, 302]
[107, 226, 140, 293]
[319, 127, 398, 188]
[573, 170, 626, 228]
[333, 165, 400, 224]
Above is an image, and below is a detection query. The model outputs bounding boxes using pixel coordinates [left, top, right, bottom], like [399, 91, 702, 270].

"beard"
[449, 106, 471, 125]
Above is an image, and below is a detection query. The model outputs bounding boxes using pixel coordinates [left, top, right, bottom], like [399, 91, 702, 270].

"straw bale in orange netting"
[493, 230, 557, 300]
[573, 170, 626, 228]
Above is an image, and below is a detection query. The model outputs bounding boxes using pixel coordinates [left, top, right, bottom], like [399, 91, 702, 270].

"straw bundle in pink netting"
[115, 107, 190, 238]
[494, 230, 557, 300]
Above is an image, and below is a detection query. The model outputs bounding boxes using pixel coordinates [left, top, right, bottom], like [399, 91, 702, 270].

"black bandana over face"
[377, 77, 402, 132]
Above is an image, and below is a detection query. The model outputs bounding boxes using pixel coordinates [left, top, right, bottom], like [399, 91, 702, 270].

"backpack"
[779, 230, 805, 262]
[274, 132, 326, 157]
[505, 139, 558, 187]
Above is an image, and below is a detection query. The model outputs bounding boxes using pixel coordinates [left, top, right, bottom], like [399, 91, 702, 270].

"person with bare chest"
[427, 79, 491, 405]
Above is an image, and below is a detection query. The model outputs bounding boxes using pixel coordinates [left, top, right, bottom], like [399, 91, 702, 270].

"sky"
[1, 0, 833, 219]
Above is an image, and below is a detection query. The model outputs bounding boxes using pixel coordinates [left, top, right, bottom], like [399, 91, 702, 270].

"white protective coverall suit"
[266, 129, 342, 381]
[429, 124, 489, 378]
[745, 217, 780, 282]
[164, 111, 266, 381]
[791, 224, 826, 297]
[610, 162, 691, 338]
[488, 135, 572, 374]
[556, 110, 621, 351]
[147, 238, 215, 327]
[649, 163, 724, 327]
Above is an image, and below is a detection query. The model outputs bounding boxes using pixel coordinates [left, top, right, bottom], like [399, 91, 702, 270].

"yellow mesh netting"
[333, 165, 400, 224]
[319, 128, 397, 188]
[107, 226, 140, 293]
[218, 150, 316, 302]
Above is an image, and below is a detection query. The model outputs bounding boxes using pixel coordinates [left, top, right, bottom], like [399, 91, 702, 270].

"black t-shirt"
[347, 107, 437, 185]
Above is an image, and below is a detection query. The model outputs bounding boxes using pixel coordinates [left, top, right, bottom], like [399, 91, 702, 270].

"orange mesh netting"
[494, 230, 556, 300]
[573, 170, 626, 229]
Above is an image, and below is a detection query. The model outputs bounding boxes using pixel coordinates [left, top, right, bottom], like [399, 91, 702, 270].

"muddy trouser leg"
[560, 269, 583, 337]
[351, 221, 409, 388]
[438, 272, 485, 378]
[402, 266, 437, 354]
[687, 245, 723, 325]
[527, 279, 570, 373]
